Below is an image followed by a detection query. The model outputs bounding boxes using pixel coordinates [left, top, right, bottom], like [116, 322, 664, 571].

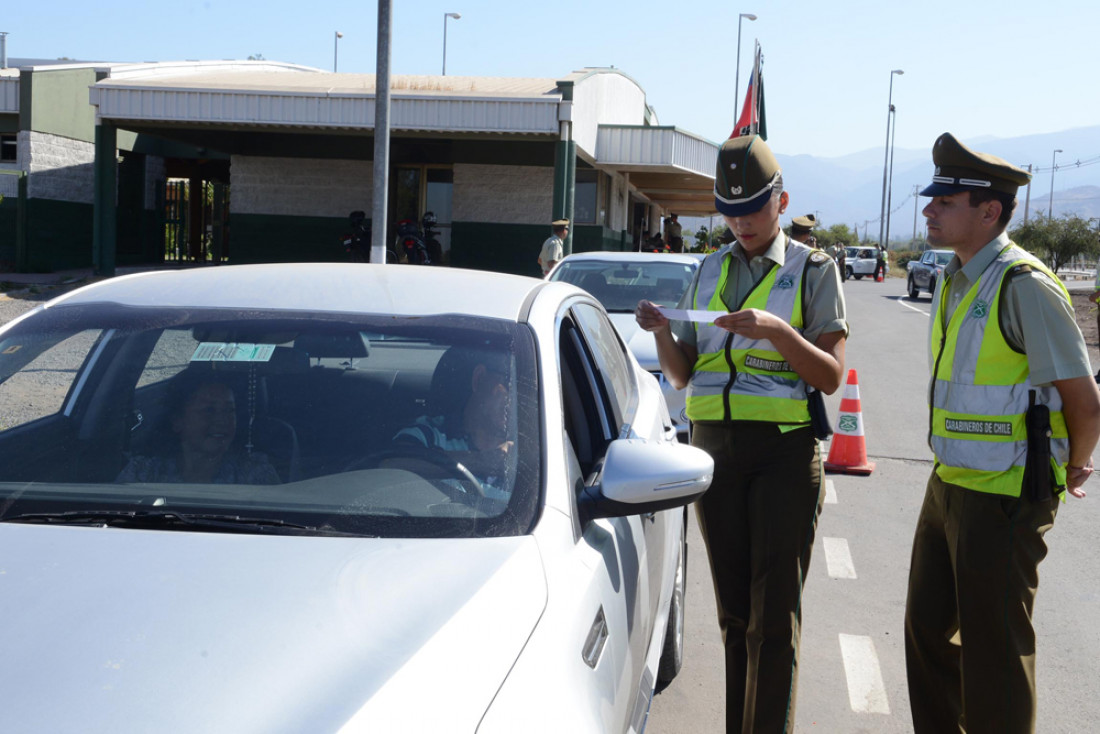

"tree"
[814, 224, 856, 252]
[1011, 215, 1100, 274]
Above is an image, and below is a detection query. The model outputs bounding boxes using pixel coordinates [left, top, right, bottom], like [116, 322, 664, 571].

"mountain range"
[686, 125, 1100, 243]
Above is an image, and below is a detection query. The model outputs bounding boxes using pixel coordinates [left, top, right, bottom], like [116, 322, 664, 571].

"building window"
[574, 169, 598, 224]
[0, 135, 16, 162]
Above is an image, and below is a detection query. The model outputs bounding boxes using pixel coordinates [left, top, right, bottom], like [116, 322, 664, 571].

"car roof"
[555, 251, 701, 266]
[44, 264, 550, 321]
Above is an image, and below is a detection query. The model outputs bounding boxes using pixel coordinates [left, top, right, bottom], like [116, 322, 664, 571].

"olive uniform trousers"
[692, 421, 824, 734]
[904, 471, 1059, 734]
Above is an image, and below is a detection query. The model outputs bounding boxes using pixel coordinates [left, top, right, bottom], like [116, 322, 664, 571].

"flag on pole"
[730, 43, 767, 140]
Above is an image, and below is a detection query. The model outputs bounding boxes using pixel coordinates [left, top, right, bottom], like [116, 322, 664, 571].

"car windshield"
[550, 259, 696, 312]
[0, 305, 540, 539]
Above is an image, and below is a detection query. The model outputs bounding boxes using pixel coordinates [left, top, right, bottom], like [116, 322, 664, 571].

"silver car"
[548, 251, 700, 440]
[0, 263, 712, 733]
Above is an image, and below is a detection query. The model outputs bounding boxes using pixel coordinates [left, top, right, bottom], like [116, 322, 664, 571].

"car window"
[551, 259, 696, 312]
[570, 303, 636, 435]
[0, 306, 541, 539]
[935, 252, 952, 266]
[0, 329, 104, 431]
[922, 253, 933, 265]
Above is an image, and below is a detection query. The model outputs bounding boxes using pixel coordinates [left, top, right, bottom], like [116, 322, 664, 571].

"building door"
[389, 165, 454, 264]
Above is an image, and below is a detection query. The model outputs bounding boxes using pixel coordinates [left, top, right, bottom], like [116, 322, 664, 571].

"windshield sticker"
[191, 343, 276, 362]
[2, 345, 22, 354]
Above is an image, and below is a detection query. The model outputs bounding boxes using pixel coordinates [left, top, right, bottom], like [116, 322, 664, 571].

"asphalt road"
[647, 275, 1100, 734]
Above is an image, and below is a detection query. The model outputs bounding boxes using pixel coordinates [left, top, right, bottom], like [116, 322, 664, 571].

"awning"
[596, 125, 718, 216]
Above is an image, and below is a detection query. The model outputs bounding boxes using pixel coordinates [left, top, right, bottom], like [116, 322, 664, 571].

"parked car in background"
[906, 249, 954, 299]
[0, 264, 713, 734]
[548, 251, 701, 440]
[844, 246, 878, 280]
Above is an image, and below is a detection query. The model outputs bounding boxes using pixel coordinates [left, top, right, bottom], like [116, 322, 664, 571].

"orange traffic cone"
[875, 269, 884, 283]
[824, 369, 875, 475]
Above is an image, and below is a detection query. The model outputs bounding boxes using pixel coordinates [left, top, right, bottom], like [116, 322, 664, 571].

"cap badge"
[729, 186, 743, 195]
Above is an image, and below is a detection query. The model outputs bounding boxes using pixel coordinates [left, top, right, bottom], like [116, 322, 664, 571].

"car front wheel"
[908, 275, 919, 299]
[656, 520, 687, 691]
[845, 266, 853, 280]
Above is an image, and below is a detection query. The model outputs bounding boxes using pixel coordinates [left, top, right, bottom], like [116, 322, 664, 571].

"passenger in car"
[392, 350, 513, 500]
[117, 379, 281, 485]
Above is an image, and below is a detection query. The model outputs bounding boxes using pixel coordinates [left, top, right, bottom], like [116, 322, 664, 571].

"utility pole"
[912, 184, 920, 244]
[1022, 163, 1032, 224]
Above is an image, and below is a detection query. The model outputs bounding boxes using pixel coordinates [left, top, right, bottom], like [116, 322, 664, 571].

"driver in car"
[391, 351, 514, 501]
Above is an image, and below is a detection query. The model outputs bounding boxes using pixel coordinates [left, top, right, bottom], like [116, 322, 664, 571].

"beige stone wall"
[453, 163, 552, 224]
[230, 155, 373, 217]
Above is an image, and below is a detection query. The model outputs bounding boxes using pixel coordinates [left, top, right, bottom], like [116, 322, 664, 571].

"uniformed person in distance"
[904, 133, 1100, 734]
[664, 212, 684, 253]
[634, 134, 848, 733]
[789, 213, 818, 248]
[537, 219, 568, 277]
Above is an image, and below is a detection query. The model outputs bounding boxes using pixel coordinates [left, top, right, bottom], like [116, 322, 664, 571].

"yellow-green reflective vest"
[929, 242, 1070, 496]
[686, 238, 812, 424]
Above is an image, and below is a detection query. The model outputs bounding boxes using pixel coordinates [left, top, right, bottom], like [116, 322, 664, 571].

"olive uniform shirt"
[929, 232, 1091, 387]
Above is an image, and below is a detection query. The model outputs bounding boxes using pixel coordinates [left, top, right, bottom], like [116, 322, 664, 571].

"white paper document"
[657, 307, 719, 323]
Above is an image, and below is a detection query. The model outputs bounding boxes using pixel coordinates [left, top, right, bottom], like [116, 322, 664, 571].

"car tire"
[845, 266, 853, 281]
[656, 519, 687, 691]
[852, 273, 863, 281]
[908, 275, 919, 299]
[929, 276, 937, 296]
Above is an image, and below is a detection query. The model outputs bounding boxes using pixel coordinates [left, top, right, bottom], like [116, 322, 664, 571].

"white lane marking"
[824, 479, 837, 504]
[838, 634, 891, 714]
[897, 298, 929, 316]
[823, 537, 857, 579]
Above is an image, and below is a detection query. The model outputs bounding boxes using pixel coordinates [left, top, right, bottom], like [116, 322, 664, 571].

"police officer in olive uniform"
[904, 133, 1100, 734]
[635, 135, 848, 733]
[664, 212, 684, 253]
[789, 213, 818, 247]
[537, 219, 568, 276]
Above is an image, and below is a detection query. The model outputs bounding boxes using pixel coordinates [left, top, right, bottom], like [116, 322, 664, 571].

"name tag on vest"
[945, 418, 1013, 436]
[744, 355, 791, 373]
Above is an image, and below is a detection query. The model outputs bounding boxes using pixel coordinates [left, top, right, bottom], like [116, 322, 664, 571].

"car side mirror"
[578, 438, 713, 521]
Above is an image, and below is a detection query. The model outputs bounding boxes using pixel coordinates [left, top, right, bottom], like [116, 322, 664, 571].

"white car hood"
[608, 312, 659, 371]
[0, 524, 546, 733]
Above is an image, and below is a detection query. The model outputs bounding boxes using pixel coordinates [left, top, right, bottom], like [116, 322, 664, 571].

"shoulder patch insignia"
[809, 251, 830, 265]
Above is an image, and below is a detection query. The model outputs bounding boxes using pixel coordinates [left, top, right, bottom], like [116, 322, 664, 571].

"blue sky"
[6, 0, 1099, 159]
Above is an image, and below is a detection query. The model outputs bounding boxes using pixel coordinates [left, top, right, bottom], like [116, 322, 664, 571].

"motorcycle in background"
[395, 218, 432, 265]
[421, 211, 444, 265]
[342, 211, 397, 263]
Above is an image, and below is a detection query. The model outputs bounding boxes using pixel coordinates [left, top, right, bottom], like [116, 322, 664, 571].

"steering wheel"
[343, 446, 486, 503]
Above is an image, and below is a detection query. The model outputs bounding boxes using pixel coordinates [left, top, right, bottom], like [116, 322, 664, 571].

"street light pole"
[884, 104, 898, 251]
[1048, 148, 1063, 219]
[733, 12, 757, 130]
[878, 69, 903, 250]
[442, 12, 461, 76]
[333, 31, 343, 73]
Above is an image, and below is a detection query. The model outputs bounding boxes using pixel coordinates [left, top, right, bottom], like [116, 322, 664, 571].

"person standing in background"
[538, 219, 568, 277]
